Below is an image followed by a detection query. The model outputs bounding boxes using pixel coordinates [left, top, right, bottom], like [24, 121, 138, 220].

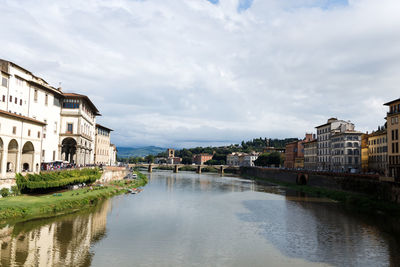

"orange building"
[192, 154, 213, 165]
[284, 134, 315, 169]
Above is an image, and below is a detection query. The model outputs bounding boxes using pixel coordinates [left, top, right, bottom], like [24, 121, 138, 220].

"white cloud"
[1, 0, 399, 147]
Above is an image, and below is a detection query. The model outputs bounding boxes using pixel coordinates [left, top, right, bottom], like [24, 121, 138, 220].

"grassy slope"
[0, 171, 148, 223]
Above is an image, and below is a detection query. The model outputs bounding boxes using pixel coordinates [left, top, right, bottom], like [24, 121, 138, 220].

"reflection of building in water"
[0, 200, 110, 266]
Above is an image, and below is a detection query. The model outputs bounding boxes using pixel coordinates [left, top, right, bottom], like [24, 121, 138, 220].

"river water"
[1, 171, 400, 267]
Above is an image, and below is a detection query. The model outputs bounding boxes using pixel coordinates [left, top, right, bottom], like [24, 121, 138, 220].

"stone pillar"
[197, 165, 202, 174]
[1, 149, 8, 178]
[15, 148, 21, 173]
[174, 165, 179, 173]
[148, 164, 153, 173]
[220, 166, 224, 175]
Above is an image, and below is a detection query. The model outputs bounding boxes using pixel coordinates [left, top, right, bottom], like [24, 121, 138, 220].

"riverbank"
[0, 171, 148, 224]
[243, 174, 400, 216]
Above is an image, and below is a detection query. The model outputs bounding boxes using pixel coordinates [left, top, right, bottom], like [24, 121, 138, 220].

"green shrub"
[1, 188, 10, 197]
[16, 169, 102, 193]
[11, 185, 20, 196]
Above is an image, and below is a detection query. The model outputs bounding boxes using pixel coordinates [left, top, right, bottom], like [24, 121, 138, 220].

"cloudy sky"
[1, 0, 399, 148]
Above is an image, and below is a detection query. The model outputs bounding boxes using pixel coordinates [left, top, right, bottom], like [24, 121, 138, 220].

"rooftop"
[0, 109, 46, 126]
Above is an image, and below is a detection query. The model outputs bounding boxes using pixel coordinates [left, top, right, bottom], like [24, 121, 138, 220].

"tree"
[254, 152, 282, 167]
[145, 155, 155, 163]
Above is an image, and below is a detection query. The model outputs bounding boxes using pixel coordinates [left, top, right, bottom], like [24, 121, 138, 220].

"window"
[42, 150, 45, 157]
[15, 77, 24, 87]
[9, 95, 12, 102]
[15, 97, 17, 104]
[37, 131, 40, 138]
[53, 151, 56, 161]
[54, 122, 57, 133]
[43, 133, 46, 139]
[28, 129, 31, 136]
[1, 77, 8, 87]
[12, 126, 16, 134]
[43, 119, 47, 132]
[67, 123, 73, 134]
[45, 94, 48, 105]
[20, 99, 22, 106]
[62, 99, 80, 109]
[34, 90, 38, 102]
[2, 95, 4, 102]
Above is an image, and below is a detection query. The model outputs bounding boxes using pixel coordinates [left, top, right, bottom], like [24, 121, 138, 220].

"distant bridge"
[128, 163, 240, 175]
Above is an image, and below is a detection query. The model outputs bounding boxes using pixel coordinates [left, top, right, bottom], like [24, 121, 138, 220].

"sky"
[1, 0, 400, 148]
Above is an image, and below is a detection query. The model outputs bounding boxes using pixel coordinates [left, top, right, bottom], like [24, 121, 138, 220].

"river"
[1, 171, 399, 266]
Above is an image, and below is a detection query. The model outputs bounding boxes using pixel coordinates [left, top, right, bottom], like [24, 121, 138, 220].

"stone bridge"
[128, 163, 240, 175]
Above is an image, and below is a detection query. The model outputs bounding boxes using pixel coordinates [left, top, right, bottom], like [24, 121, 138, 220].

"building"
[361, 133, 369, 173]
[284, 141, 298, 169]
[226, 152, 259, 167]
[384, 98, 400, 180]
[167, 157, 182, 165]
[167, 148, 175, 158]
[94, 124, 113, 165]
[316, 118, 355, 171]
[0, 59, 64, 165]
[0, 111, 45, 179]
[109, 144, 117, 165]
[227, 153, 240, 166]
[59, 93, 100, 166]
[330, 131, 362, 173]
[192, 154, 213, 165]
[284, 134, 314, 169]
[304, 139, 317, 170]
[367, 129, 388, 175]
[0, 59, 114, 185]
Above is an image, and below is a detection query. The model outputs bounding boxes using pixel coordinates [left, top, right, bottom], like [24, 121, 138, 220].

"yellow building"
[361, 134, 369, 173]
[94, 124, 113, 165]
[367, 129, 388, 175]
[384, 98, 400, 180]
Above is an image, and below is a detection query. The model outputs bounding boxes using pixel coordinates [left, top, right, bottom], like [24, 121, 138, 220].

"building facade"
[284, 134, 314, 169]
[330, 131, 362, 173]
[192, 154, 213, 165]
[316, 118, 355, 171]
[367, 129, 388, 175]
[0, 59, 114, 183]
[94, 124, 113, 165]
[385, 98, 400, 180]
[109, 144, 117, 166]
[59, 93, 101, 166]
[304, 139, 317, 170]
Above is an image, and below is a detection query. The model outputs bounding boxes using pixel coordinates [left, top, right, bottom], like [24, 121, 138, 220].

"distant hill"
[117, 146, 166, 158]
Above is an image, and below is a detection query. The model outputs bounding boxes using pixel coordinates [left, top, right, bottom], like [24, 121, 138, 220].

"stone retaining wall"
[240, 167, 400, 204]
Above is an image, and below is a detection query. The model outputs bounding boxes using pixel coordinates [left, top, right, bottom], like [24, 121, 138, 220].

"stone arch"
[296, 173, 308, 185]
[7, 139, 18, 172]
[21, 141, 35, 172]
[61, 138, 77, 164]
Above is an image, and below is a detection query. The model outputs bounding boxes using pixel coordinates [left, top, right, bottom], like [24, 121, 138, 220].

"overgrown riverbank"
[0, 171, 148, 224]
[243, 175, 400, 216]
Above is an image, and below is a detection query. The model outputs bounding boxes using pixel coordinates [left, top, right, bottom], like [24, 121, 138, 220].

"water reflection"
[0, 200, 110, 267]
[0, 172, 399, 266]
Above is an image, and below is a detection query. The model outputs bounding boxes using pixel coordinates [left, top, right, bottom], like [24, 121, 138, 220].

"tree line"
[118, 137, 297, 165]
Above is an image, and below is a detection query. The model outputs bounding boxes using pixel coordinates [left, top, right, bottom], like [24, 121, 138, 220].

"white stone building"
[109, 144, 117, 166]
[0, 59, 114, 185]
[59, 93, 100, 166]
[331, 131, 362, 173]
[316, 118, 355, 171]
[94, 124, 113, 165]
[226, 152, 259, 167]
